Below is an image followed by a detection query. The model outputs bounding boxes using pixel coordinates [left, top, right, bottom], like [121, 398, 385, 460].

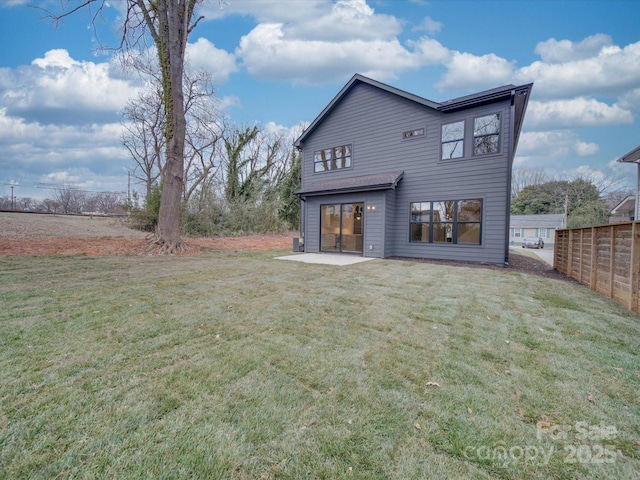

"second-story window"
[314, 144, 352, 172]
[441, 120, 465, 159]
[473, 113, 500, 155]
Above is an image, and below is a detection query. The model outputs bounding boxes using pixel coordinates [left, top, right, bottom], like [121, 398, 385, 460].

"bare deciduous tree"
[511, 167, 549, 198]
[122, 88, 165, 200]
[53, 186, 87, 214]
[47, 0, 207, 253]
[122, 69, 223, 208]
[182, 71, 223, 203]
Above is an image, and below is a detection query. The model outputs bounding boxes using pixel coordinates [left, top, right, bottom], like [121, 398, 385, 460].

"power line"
[1, 182, 125, 195]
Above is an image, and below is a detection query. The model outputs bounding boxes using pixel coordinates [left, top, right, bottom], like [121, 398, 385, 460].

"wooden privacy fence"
[554, 221, 640, 314]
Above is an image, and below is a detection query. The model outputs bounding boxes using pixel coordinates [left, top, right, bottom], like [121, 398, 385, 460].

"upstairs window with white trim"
[473, 113, 501, 155]
[314, 144, 352, 172]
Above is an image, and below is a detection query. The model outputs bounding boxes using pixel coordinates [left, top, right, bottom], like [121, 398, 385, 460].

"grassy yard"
[1, 250, 638, 479]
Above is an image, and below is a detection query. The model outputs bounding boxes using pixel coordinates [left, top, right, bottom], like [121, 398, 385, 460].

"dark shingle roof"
[297, 171, 404, 197]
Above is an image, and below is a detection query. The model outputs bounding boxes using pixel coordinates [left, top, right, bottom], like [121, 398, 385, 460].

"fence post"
[567, 230, 573, 277]
[590, 227, 597, 291]
[631, 222, 639, 313]
[609, 226, 615, 300]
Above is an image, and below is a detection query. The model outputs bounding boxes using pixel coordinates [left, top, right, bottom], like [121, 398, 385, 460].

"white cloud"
[515, 130, 598, 162]
[407, 37, 450, 65]
[618, 88, 640, 111]
[284, 0, 402, 41]
[563, 165, 607, 182]
[534, 34, 613, 63]
[1, 0, 30, 7]
[437, 52, 514, 91]
[0, 106, 129, 196]
[413, 16, 443, 35]
[237, 23, 423, 84]
[2, 49, 140, 125]
[199, 0, 327, 23]
[218, 95, 242, 112]
[231, 0, 423, 84]
[526, 98, 633, 129]
[186, 38, 238, 83]
[515, 40, 640, 98]
[575, 141, 599, 157]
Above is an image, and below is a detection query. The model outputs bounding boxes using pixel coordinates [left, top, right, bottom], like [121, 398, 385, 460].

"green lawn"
[1, 250, 638, 479]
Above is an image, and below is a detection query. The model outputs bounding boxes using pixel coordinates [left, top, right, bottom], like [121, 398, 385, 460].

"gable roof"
[295, 74, 533, 150]
[510, 214, 565, 229]
[297, 171, 404, 197]
[611, 195, 636, 214]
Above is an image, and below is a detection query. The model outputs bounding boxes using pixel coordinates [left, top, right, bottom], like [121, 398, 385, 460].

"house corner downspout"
[636, 163, 640, 220]
[298, 193, 306, 248]
[504, 89, 517, 267]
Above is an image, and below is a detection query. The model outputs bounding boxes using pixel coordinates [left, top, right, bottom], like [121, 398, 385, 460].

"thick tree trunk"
[148, 0, 193, 254]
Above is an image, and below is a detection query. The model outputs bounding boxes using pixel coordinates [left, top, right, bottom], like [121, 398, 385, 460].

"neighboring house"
[615, 145, 640, 221]
[295, 74, 532, 265]
[610, 195, 636, 223]
[509, 214, 565, 247]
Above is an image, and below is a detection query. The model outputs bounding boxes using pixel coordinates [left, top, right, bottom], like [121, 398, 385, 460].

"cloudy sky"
[1, 0, 639, 201]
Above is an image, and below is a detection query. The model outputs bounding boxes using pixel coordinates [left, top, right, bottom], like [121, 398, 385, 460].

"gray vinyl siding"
[299, 82, 515, 264]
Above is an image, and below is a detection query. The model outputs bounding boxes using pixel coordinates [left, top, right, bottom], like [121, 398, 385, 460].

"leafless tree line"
[121, 65, 303, 234]
[0, 190, 125, 215]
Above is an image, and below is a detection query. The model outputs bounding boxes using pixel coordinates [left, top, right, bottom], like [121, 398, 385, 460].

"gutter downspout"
[636, 162, 640, 221]
[298, 194, 306, 247]
[504, 89, 517, 266]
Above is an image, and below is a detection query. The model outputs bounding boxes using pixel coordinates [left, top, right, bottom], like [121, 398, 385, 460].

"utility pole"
[11, 185, 14, 210]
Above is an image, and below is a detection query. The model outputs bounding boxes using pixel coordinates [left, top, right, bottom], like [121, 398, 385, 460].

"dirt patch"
[0, 212, 291, 257]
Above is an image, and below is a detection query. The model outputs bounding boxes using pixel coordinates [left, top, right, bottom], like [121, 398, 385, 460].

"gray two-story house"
[295, 74, 532, 265]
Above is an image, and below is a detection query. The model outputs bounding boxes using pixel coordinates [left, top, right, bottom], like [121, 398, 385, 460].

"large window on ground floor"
[410, 199, 482, 244]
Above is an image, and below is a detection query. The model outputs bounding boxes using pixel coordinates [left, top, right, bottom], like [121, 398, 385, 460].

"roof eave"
[298, 183, 395, 198]
[616, 145, 640, 164]
[296, 171, 404, 198]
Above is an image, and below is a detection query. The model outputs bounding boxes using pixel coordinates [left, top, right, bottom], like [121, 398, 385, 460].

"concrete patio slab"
[275, 253, 376, 266]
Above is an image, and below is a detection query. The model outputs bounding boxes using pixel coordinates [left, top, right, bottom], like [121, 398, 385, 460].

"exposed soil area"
[0, 212, 291, 257]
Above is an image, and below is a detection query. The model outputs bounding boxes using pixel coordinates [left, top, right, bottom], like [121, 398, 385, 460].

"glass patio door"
[320, 203, 363, 254]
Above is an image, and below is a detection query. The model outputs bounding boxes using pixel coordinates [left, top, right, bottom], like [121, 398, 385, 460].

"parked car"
[522, 237, 544, 249]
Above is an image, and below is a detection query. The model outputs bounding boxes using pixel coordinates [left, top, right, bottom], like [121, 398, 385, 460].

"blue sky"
[1, 0, 639, 201]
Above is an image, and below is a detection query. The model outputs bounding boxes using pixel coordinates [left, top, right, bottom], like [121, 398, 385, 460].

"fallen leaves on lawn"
[413, 421, 422, 430]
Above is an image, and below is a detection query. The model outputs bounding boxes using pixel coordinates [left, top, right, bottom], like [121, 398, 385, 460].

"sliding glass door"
[320, 203, 363, 254]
